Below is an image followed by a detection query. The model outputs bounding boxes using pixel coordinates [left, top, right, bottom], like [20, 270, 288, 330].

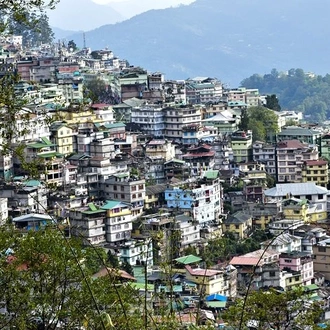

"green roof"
[304, 284, 319, 292]
[101, 200, 121, 210]
[130, 282, 154, 291]
[88, 203, 97, 212]
[24, 180, 42, 187]
[204, 170, 219, 180]
[37, 152, 63, 159]
[27, 142, 56, 149]
[40, 137, 53, 145]
[174, 255, 202, 265]
[205, 301, 227, 308]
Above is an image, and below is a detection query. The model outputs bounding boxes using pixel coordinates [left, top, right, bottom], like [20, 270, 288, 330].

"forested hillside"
[241, 68, 330, 122]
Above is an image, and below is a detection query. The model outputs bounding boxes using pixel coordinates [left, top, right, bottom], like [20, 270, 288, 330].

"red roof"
[92, 267, 136, 281]
[230, 256, 262, 266]
[305, 160, 327, 166]
[182, 151, 215, 158]
[91, 103, 111, 109]
[185, 265, 221, 277]
[188, 144, 212, 151]
[277, 140, 306, 149]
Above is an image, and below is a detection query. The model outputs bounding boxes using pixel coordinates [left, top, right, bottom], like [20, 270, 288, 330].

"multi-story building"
[145, 140, 175, 161]
[252, 141, 276, 176]
[119, 239, 153, 267]
[0, 197, 8, 225]
[320, 133, 330, 161]
[230, 130, 253, 163]
[101, 200, 132, 245]
[279, 251, 314, 285]
[181, 124, 217, 145]
[102, 173, 145, 220]
[277, 126, 322, 145]
[131, 105, 165, 137]
[50, 122, 74, 156]
[202, 110, 239, 134]
[313, 238, 330, 280]
[276, 140, 318, 183]
[164, 105, 201, 141]
[222, 211, 253, 239]
[302, 159, 329, 187]
[182, 144, 215, 175]
[69, 203, 106, 245]
[164, 172, 223, 225]
[185, 77, 223, 105]
[264, 183, 328, 219]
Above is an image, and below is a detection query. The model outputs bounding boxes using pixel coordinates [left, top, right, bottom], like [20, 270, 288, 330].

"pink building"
[279, 251, 314, 285]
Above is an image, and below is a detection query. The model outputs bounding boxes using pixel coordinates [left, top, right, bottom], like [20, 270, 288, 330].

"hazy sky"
[48, 0, 195, 31]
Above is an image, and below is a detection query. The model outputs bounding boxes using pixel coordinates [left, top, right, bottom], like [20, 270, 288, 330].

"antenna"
[83, 32, 86, 49]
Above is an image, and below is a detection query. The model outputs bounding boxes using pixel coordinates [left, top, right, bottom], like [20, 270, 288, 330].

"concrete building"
[230, 130, 253, 163]
[101, 200, 132, 245]
[313, 238, 330, 280]
[102, 173, 145, 220]
[69, 203, 106, 245]
[131, 105, 165, 137]
[164, 105, 201, 141]
[302, 159, 329, 187]
[276, 140, 318, 183]
[252, 141, 276, 176]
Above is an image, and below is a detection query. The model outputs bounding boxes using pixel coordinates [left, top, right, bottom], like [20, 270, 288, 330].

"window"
[318, 246, 326, 252]
[113, 185, 117, 191]
[269, 271, 276, 277]
[318, 194, 324, 200]
[284, 259, 292, 263]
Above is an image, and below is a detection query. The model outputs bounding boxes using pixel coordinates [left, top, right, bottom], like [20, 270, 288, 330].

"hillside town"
[2, 35, 330, 328]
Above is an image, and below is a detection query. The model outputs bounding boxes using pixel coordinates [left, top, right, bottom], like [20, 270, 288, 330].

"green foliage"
[107, 250, 120, 268]
[121, 260, 134, 276]
[238, 108, 249, 131]
[0, 1, 58, 37]
[241, 68, 330, 122]
[224, 287, 327, 330]
[200, 230, 270, 266]
[84, 78, 117, 104]
[247, 106, 279, 142]
[84, 246, 109, 274]
[266, 94, 281, 111]
[68, 39, 77, 51]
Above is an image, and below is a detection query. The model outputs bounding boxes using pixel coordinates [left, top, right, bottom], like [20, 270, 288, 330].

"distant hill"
[66, 0, 330, 86]
[47, 0, 125, 31]
[52, 27, 81, 41]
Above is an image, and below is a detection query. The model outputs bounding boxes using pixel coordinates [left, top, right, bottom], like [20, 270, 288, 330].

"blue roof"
[206, 294, 227, 301]
[101, 200, 130, 210]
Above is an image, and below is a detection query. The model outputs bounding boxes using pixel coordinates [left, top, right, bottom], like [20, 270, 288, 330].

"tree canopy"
[224, 287, 328, 330]
[245, 106, 279, 142]
[241, 68, 330, 122]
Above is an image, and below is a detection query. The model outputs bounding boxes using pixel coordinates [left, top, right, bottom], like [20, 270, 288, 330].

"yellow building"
[302, 159, 329, 187]
[230, 130, 253, 163]
[222, 211, 252, 239]
[50, 122, 74, 156]
[282, 197, 327, 222]
[185, 265, 226, 296]
[282, 198, 308, 221]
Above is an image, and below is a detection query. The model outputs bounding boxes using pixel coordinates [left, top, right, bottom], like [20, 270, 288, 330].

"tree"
[84, 78, 118, 104]
[224, 287, 327, 330]
[247, 106, 279, 142]
[238, 107, 249, 131]
[266, 94, 281, 111]
[0, 1, 58, 35]
[0, 226, 150, 329]
[68, 39, 77, 52]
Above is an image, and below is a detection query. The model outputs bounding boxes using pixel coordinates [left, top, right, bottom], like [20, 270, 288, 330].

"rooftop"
[265, 183, 328, 197]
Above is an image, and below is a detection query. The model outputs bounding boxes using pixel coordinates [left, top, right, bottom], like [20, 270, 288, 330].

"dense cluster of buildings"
[2, 36, 330, 325]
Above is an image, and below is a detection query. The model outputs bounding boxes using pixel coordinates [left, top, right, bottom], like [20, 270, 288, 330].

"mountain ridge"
[66, 0, 330, 85]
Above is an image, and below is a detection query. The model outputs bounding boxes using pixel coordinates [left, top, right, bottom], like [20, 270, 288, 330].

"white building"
[131, 105, 165, 137]
[119, 239, 153, 267]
